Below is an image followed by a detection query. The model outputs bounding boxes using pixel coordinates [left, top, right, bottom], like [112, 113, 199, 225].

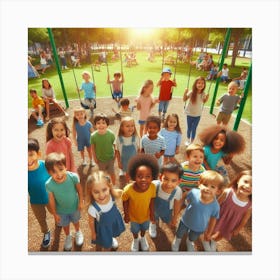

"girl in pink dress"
[202, 170, 252, 251]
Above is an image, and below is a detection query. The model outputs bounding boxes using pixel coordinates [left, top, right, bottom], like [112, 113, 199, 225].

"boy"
[45, 152, 84, 251]
[216, 81, 243, 126]
[218, 63, 230, 83]
[90, 113, 116, 185]
[149, 163, 183, 238]
[29, 89, 45, 126]
[112, 98, 134, 119]
[180, 143, 205, 193]
[28, 138, 51, 248]
[172, 170, 224, 251]
[107, 71, 125, 106]
[156, 68, 177, 121]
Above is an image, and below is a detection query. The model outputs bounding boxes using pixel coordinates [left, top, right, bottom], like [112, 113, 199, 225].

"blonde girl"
[115, 116, 140, 182]
[72, 107, 95, 166]
[86, 171, 125, 250]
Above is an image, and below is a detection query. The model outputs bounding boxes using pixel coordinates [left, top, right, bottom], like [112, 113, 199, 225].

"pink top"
[46, 137, 76, 172]
[214, 188, 252, 240]
[135, 95, 154, 121]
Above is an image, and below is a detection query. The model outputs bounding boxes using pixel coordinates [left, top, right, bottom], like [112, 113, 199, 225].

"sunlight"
[131, 28, 155, 38]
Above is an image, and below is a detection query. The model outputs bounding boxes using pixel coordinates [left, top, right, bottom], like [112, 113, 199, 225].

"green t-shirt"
[46, 172, 79, 214]
[90, 129, 115, 162]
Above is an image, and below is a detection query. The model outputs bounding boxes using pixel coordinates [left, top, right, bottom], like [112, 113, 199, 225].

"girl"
[159, 114, 182, 164]
[115, 116, 140, 182]
[183, 76, 209, 145]
[72, 107, 95, 167]
[86, 171, 125, 250]
[45, 117, 76, 172]
[122, 154, 159, 252]
[42, 78, 69, 121]
[135, 79, 156, 137]
[202, 170, 252, 252]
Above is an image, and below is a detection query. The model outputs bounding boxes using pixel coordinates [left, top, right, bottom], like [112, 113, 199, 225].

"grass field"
[28, 51, 252, 122]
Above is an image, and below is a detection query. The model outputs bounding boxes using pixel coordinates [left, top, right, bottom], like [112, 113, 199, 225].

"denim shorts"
[113, 91, 123, 99]
[58, 210, 81, 227]
[130, 221, 150, 234]
[138, 120, 146, 125]
[176, 220, 203, 241]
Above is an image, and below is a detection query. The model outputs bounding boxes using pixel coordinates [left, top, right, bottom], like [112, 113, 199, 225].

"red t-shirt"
[158, 80, 176, 101]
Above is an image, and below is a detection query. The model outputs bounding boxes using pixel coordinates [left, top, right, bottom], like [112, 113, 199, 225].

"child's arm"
[155, 150, 165, 159]
[232, 208, 252, 236]
[203, 158, 211, 170]
[156, 79, 162, 87]
[173, 79, 177, 87]
[171, 199, 181, 228]
[204, 217, 217, 241]
[123, 200, 130, 223]
[88, 214, 97, 242]
[93, 84, 96, 95]
[91, 144, 98, 164]
[121, 72, 125, 83]
[72, 123, 77, 146]
[222, 153, 233, 165]
[183, 88, 189, 102]
[48, 192, 60, 224]
[75, 182, 84, 210]
[203, 93, 210, 103]
[115, 150, 122, 170]
[149, 198, 155, 222]
[217, 189, 229, 205]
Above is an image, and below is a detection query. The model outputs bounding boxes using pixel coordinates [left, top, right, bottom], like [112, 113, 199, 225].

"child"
[90, 113, 116, 185]
[29, 89, 45, 126]
[28, 138, 51, 248]
[112, 98, 135, 119]
[206, 64, 218, 80]
[86, 171, 125, 250]
[159, 114, 182, 164]
[216, 81, 242, 126]
[115, 116, 140, 181]
[45, 152, 84, 251]
[149, 163, 183, 238]
[141, 115, 166, 167]
[46, 117, 76, 172]
[172, 170, 224, 251]
[72, 107, 95, 166]
[42, 78, 69, 121]
[203, 170, 252, 252]
[58, 47, 68, 70]
[122, 154, 159, 251]
[232, 67, 248, 89]
[180, 143, 205, 193]
[183, 76, 209, 145]
[78, 71, 96, 118]
[107, 71, 125, 106]
[135, 79, 156, 137]
[156, 67, 177, 121]
[218, 63, 230, 83]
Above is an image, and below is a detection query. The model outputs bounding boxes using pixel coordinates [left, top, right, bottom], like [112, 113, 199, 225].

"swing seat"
[81, 100, 97, 110]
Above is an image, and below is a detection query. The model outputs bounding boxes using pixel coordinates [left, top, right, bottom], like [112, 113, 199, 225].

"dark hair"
[128, 154, 159, 181]
[160, 162, 183, 178]
[46, 117, 70, 142]
[93, 113, 109, 126]
[29, 89, 37, 94]
[229, 170, 252, 201]
[28, 138, 40, 152]
[114, 72, 121, 78]
[120, 98, 130, 107]
[45, 152, 66, 172]
[146, 115, 161, 130]
[190, 76, 206, 104]
[42, 78, 52, 89]
[163, 114, 182, 133]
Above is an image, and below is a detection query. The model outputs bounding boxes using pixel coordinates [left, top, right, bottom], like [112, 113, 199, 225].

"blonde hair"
[118, 116, 137, 137]
[200, 170, 225, 190]
[228, 81, 238, 89]
[82, 71, 91, 79]
[186, 143, 204, 157]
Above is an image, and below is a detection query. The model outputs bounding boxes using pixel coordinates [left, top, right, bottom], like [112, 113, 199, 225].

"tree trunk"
[231, 32, 241, 67]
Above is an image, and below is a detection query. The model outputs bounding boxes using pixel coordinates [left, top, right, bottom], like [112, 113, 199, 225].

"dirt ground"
[28, 97, 252, 253]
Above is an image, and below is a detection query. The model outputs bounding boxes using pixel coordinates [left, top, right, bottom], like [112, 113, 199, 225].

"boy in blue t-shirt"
[28, 138, 51, 248]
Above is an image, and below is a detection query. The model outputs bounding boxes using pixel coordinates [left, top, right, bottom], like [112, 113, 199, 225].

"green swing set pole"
[233, 63, 252, 131]
[209, 28, 232, 114]
[47, 28, 69, 108]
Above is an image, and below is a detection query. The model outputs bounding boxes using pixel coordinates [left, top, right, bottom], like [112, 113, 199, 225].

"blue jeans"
[186, 115, 201, 140]
[158, 101, 170, 114]
[176, 220, 203, 241]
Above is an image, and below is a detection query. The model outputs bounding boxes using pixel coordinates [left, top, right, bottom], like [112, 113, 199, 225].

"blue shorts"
[130, 221, 150, 234]
[138, 120, 146, 125]
[58, 210, 81, 227]
[113, 91, 123, 99]
[158, 100, 170, 114]
[77, 139, 91, 151]
[176, 220, 203, 241]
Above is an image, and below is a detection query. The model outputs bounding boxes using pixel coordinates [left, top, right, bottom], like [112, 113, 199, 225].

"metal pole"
[47, 28, 69, 108]
[209, 28, 231, 114]
[233, 63, 252, 131]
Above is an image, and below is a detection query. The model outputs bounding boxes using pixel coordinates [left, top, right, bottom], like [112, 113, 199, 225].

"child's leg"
[139, 124, 144, 138]
[30, 204, 49, 234]
[190, 116, 201, 142]
[80, 150, 85, 162]
[86, 146, 93, 161]
[44, 99, 50, 119]
[37, 105, 44, 120]
[63, 224, 70, 236]
[31, 111, 39, 121]
[53, 99, 66, 114]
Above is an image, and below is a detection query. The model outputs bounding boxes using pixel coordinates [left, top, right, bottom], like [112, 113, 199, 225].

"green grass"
[28, 51, 252, 122]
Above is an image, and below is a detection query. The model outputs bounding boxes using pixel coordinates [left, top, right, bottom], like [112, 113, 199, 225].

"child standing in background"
[46, 117, 76, 172]
[72, 107, 95, 167]
[218, 63, 230, 83]
[107, 71, 125, 106]
[159, 113, 182, 164]
[29, 89, 45, 126]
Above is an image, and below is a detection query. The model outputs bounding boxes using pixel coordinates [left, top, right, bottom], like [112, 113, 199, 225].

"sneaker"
[64, 234, 72, 251]
[131, 238, 139, 252]
[82, 159, 87, 166]
[202, 241, 212, 252]
[185, 139, 190, 146]
[171, 237, 181, 252]
[36, 119, 44, 126]
[140, 236, 149, 251]
[64, 112, 69, 118]
[149, 223, 157, 238]
[42, 230, 51, 248]
[119, 169, 124, 176]
[186, 238, 195, 251]
[210, 240, 217, 252]
[112, 238, 118, 249]
[90, 160, 96, 167]
[75, 231, 84, 246]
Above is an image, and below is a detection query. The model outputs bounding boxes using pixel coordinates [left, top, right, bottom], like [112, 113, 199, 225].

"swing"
[183, 52, 193, 109]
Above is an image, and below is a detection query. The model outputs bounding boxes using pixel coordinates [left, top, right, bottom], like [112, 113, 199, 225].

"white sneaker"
[186, 237, 195, 251]
[149, 223, 157, 238]
[185, 139, 191, 146]
[210, 240, 217, 252]
[90, 160, 96, 167]
[75, 231, 84, 246]
[119, 169, 124, 176]
[140, 236, 149, 251]
[64, 112, 69, 118]
[202, 241, 212, 252]
[112, 238, 118, 249]
[64, 234, 72, 251]
[82, 159, 87, 166]
[131, 238, 139, 252]
[171, 237, 181, 252]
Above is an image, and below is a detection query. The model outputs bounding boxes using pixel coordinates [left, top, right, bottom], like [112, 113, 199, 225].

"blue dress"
[92, 197, 125, 248]
[119, 135, 137, 172]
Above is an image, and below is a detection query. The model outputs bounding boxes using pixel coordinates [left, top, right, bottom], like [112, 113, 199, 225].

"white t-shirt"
[221, 68, 229, 77]
[115, 135, 140, 153]
[185, 91, 206, 117]
[42, 88, 56, 99]
[88, 196, 114, 222]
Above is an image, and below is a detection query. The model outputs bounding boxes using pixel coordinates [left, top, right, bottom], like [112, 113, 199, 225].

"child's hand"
[204, 232, 211, 241]
[154, 152, 161, 159]
[216, 100, 221, 106]
[170, 218, 177, 229]
[78, 200, 84, 210]
[124, 214, 130, 223]
[175, 147, 179, 154]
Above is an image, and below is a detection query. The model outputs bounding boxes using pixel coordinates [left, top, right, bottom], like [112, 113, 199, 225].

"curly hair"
[93, 113, 109, 126]
[46, 117, 70, 142]
[160, 162, 184, 178]
[145, 115, 161, 130]
[127, 154, 159, 181]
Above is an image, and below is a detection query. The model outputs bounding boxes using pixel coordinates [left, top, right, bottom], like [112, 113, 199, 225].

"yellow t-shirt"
[32, 96, 45, 109]
[122, 182, 156, 223]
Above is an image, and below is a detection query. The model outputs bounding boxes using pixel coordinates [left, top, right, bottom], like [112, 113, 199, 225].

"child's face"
[167, 116, 177, 130]
[43, 80, 50, 88]
[114, 75, 120, 80]
[195, 79, 205, 92]
[135, 166, 153, 192]
[236, 175, 252, 197]
[52, 123, 66, 142]
[212, 133, 226, 150]
[30, 92, 37, 99]
[199, 180, 221, 200]
[91, 181, 110, 205]
[228, 84, 238, 95]
[121, 104, 129, 111]
[49, 165, 67, 184]
[147, 122, 160, 139]
[95, 119, 108, 135]
[28, 150, 40, 171]
[160, 171, 180, 193]
[74, 111, 85, 122]
[82, 73, 90, 81]
[188, 150, 204, 169]
[162, 73, 171, 80]
[121, 120, 135, 137]
[144, 84, 154, 95]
